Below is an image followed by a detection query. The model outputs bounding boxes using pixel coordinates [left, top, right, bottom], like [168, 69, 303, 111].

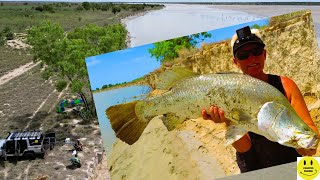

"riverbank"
[92, 79, 149, 94]
[123, 4, 264, 47]
[123, 4, 320, 48]
[121, 5, 165, 47]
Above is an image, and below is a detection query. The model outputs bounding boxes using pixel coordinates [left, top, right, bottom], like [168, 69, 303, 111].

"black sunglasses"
[235, 46, 264, 60]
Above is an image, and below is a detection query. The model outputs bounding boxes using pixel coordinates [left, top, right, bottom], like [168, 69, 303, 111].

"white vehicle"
[0, 130, 55, 160]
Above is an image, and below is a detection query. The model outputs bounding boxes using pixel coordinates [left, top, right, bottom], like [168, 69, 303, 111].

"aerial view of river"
[124, 4, 320, 47]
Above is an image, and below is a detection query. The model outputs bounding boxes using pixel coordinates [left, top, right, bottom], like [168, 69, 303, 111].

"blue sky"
[86, 44, 161, 90]
[85, 17, 269, 90]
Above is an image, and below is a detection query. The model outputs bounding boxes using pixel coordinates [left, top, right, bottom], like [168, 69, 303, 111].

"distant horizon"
[1, 0, 320, 3]
[85, 17, 269, 90]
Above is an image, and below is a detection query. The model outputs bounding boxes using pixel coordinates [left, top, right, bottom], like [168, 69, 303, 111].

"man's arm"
[281, 76, 319, 155]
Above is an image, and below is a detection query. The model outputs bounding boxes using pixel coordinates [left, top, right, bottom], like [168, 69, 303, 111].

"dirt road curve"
[0, 61, 40, 86]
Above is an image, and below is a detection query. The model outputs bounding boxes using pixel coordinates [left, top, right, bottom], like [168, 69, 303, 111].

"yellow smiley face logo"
[297, 157, 320, 180]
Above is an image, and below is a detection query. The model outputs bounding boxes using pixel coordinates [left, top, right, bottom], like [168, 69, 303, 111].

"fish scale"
[144, 73, 287, 121]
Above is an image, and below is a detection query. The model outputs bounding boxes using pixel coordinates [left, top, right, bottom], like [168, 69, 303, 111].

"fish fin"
[156, 67, 198, 90]
[225, 125, 248, 146]
[106, 101, 148, 145]
[161, 113, 186, 131]
[230, 109, 256, 124]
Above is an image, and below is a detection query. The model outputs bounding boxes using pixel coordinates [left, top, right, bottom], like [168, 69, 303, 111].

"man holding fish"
[202, 26, 320, 172]
[106, 26, 320, 174]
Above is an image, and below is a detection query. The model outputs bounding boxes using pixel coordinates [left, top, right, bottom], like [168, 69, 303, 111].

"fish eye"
[311, 160, 313, 165]
[304, 160, 306, 165]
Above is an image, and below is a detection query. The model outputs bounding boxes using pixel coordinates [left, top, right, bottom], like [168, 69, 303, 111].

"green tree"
[148, 32, 212, 63]
[27, 21, 128, 117]
[3, 26, 14, 40]
[27, 21, 64, 64]
[68, 23, 127, 53]
[82, 2, 90, 10]
[112, 6, 121, 14]
[102, 84, 109, 89]
[27, 21, 92, 113]
[250, 24, 267, 30]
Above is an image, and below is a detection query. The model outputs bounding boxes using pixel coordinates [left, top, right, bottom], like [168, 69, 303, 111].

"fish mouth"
[307, 135, 318, 149]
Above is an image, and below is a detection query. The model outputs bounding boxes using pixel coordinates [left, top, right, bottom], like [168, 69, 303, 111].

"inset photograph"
[86, 10, 320, 179]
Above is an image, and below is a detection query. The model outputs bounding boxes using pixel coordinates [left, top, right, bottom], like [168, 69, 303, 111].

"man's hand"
[201, 105, 230, 124]
[296, 148, 317, 156]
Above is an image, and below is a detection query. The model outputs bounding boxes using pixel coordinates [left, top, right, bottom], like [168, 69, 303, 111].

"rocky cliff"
[145, 10, 319, 97]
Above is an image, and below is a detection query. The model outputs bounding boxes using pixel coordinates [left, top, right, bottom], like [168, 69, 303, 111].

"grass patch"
[0, 2, 163, 33]
[74, 125, 94, 137]
[0, 47, 33, 77]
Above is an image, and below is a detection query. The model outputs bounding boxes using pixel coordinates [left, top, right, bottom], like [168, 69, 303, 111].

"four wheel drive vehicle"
[0, 130, 56, 160]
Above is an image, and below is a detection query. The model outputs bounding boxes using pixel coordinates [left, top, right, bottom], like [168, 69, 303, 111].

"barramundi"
[106, 68, 318, 149]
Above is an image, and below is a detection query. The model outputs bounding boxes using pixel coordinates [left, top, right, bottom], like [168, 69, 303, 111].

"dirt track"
[0, 48, 104, 179]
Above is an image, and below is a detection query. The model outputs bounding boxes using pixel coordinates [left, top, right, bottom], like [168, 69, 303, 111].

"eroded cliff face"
[107, 10, 320, 180]
[145, 10, 319, 97]
[262, 11, 320, 97]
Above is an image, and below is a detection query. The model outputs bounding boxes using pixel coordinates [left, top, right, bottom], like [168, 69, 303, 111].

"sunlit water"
[93, 85, 151, 155]
[125, 4, 320, 47]
[125, 4, 265, 47]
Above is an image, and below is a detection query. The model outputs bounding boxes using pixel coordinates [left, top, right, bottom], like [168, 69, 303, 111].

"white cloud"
[86, 57, 101, 67]
[119, 56, 149, 65]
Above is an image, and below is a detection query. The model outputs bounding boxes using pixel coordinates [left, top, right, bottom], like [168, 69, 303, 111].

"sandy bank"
[107, 116, 239, 179]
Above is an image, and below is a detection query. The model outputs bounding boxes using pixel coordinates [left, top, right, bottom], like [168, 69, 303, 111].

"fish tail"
[106, 100, 148, 145]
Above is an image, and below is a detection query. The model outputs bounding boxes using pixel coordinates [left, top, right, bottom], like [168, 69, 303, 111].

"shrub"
[55, 80, 68, 92]
[35, 5, 55, 13]
[2, 26, 14, 40]
[76, 5, 83, 11]
[35, 6, 44, 12]
[112, 6, 121, 14]
[0, 35, 5, 46]
[5, 32, 14, 40]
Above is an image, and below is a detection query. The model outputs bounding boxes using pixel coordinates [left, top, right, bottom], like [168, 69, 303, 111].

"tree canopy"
[27, 21, 127, 115]
[148, 32, 212, 63]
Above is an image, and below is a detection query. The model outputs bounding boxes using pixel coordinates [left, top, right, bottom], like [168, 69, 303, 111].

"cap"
[231, 26, 265, 55]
